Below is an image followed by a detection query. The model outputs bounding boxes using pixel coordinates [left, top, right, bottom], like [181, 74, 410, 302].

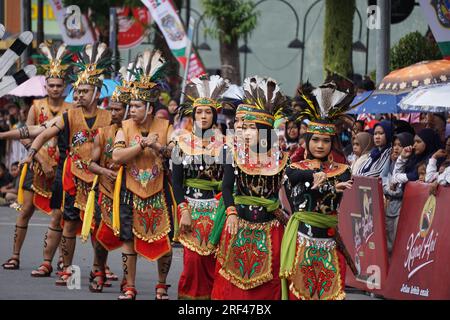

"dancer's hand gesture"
[179, 209, 192, 234]
[335, 180, 353, 193]
[312, 172, 327, 190]
[226, 214, 239, 235]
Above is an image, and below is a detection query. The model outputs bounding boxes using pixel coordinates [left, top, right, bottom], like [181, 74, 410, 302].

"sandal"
[55, 270, 72, 286]
[89, 270, 106, 293]
[120, 278, 127, 293]
[155, 283, 171, 300]
[31, 261, 53, 277]
[57, 256, 64, 272]
[118, 287, 137, 300]
[105, 266, 119, 281]
[2, 257, 20, 270]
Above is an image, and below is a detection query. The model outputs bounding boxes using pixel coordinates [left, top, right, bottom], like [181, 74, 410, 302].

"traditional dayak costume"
[112, 50, 173, 263]
[18, 42, 72, 214]
[211, 76, 289, 300]
[280, 74, 358, 300]
[93, 69, 133, 252]
[172, 75, 230, 299]
[62, 43, 112, 223]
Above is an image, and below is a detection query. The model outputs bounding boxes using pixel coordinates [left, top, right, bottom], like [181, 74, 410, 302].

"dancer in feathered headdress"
[111, 49, 177, 300]
[171, 75, 229, 299]
[1, 41, 75, 276]
[23, 42, 113, 286]
[210, 76, 290, 300]
[280, 73, 359, 301]
[81, 63, 134, 291]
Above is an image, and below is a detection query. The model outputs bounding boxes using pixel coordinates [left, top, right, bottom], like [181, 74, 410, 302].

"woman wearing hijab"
[380, 132, 414, 254]
[355, 120, 393, 177]
[350, 132, 374, 173]
[391, 128, 441, 185]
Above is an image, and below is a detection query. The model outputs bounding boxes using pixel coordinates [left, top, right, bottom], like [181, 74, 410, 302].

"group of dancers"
[1, 41, 357, 300]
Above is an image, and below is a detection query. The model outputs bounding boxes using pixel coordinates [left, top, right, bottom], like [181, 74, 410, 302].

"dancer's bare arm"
[22, 117, 64, 164]
[0, 117, 60, 140]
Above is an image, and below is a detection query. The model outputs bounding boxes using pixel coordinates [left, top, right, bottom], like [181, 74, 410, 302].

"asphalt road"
[0, 206, 377, 300]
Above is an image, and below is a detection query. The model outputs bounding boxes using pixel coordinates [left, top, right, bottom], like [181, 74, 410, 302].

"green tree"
[390, 31, 442, 71]
[323, 0, 355, 78]
[201, 0, 259, 85]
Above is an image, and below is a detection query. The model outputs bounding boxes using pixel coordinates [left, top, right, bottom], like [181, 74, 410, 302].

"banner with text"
[382, 182, 450, 300]
[339, 177, 389, 294]
[140, 0, 206, 80]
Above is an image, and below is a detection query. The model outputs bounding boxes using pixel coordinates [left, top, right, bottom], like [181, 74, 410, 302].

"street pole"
[37, 0, 44, 44]
[185, 0, 190, 30]
[109, 8, 118, 77]
[22, 0, 32, 64]
[180, 17, 195, 105]
[376, 0, 390, 84]
[365, 26, 370, 75]
[300, 0, 322, 84]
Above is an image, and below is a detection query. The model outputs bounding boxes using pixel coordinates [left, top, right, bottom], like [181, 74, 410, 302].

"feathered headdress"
[296, 73, 362, 135]
[72, 42, 112, 88]
[129, 49, 166, 102]
[37, 42, 72, 80]
[237, 76, 289, 128]
[180, 75, 230, 117]
[111, 64, 134, 105]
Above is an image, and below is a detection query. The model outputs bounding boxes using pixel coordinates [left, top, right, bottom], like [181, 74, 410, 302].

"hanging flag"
[419, 0, 450, 57]
[140, 0, 206, 80]
[48, 0, 95, 45]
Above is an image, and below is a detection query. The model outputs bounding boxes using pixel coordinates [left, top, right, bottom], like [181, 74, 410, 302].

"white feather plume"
[55, 43, 67, 60]
[39, 43, 53, 60]
[94, 43, 107, 63]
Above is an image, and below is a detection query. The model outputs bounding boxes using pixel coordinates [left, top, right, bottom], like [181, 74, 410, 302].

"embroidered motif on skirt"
[74, 178, 90, 211]
[31, 163, 54, 198]
[219, 218, 278, 290]
[178, 197, 219, 256]
[289, 232, 345, 300]
[100, 194, 113, 228]
[122, 190, 171, 243]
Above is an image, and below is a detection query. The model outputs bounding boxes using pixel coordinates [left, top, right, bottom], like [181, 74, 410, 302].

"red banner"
[338, 176, 389, 293]
[382, 182, 450, 300]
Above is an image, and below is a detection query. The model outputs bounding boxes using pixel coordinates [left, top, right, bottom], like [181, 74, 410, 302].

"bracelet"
[113, 141, 126, 150]
[28, 147, 37, 159]
[226, 206, 238, 217]
[177, 202, 189, 212]
[19, 126, 30, 139]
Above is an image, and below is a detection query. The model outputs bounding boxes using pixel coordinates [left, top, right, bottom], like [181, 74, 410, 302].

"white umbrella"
[399, 83, 450, 113]
[8, 75, 47, 97]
